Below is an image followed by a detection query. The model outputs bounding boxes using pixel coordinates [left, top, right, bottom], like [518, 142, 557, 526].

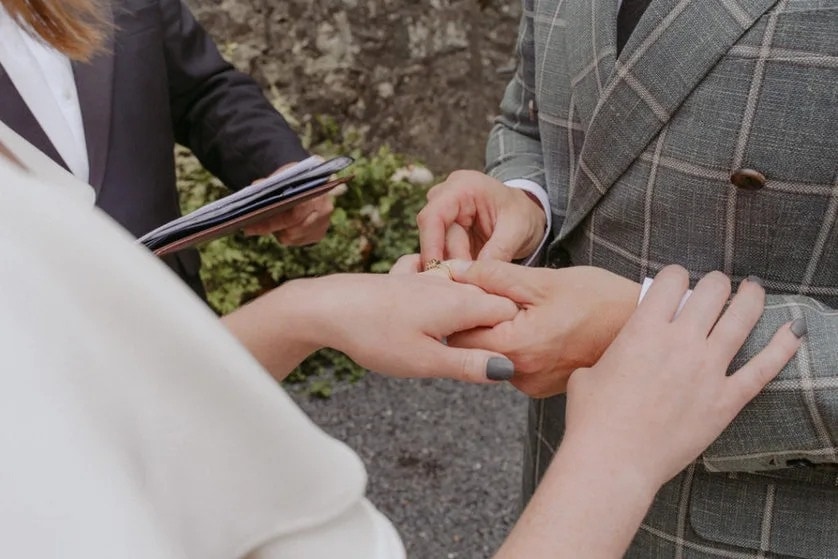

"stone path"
[289, 373, 529, 559]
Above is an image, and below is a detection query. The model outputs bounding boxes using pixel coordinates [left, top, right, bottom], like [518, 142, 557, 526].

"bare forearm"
[495, 436, 655, 558]
[221, 279, 322, 381]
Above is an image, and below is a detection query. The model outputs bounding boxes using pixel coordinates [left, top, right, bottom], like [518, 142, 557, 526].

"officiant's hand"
[242, 161, 336, 245]
[445, 260, 641, 397]
[242, 194, 335, 245]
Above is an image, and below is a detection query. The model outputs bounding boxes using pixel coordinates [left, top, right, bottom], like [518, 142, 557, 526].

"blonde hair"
[2, 0, 107, 61]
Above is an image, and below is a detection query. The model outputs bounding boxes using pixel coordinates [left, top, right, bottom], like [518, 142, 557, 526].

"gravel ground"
[287, 373, 529, 559]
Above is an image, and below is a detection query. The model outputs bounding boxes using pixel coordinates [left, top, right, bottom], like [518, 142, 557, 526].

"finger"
[676, 271, 731, 335]
[725, 320, 804, 409]
[244, 211, 298, 237]
[390, 254, 422, 275]
[511, 374, 568, 399]
[439, 286, 519, 333]
[477, 215, 524, 262]
[277, 213, 329, 246]
[447, 259, 543, 305]
[707, 277, 765, 360]
[447, 323, 509, 352]
[417, 195, 470, 267]
[278, 210, 321, 240]
[445, 223, 473, 260]
[635, 265, 690, 323]
[418, 339, 515, 384]
[422, 266, 454, 281]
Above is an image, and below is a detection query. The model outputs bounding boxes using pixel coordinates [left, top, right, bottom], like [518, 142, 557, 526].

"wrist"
[553, 431, 659, 508]
[588, 269, 642, 365]
[511, 188, 548, 257]
[275, 277, 332, 353]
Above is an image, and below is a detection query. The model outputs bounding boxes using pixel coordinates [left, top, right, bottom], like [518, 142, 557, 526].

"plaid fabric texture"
[488, 0, 838, 556]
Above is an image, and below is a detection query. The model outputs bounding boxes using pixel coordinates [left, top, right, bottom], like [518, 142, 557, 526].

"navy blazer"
[0, 0, 308, 297]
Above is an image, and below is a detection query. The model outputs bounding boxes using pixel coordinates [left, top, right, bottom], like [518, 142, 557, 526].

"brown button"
[730, 168, 766, 190]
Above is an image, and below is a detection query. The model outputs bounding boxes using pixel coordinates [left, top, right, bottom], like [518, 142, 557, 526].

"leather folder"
[139, 156, 353, 256]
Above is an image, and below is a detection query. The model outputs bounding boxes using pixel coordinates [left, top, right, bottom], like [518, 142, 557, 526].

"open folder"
[139, 156, 353, 256]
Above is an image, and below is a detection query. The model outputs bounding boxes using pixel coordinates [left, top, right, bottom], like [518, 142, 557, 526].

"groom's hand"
[446, 261, 641, 397]
[417, 170, 546, 264]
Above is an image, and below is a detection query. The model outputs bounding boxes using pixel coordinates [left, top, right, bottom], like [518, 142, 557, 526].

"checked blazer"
[488, 0, 838, 557]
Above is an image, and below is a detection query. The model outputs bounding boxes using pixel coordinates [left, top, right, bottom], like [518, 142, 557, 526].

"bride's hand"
[293, 272, 519, 382]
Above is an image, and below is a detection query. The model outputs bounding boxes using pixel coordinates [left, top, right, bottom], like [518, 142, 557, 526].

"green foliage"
[175, 143, 432, 389]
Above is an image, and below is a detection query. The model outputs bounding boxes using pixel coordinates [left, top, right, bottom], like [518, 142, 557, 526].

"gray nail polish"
[745, 275, 764, 288]
[486, 357, 515, 381]
[790, 318, 808, 339]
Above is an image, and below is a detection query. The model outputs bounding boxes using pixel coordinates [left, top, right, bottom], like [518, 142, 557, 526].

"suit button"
[730, 168, 766, 190]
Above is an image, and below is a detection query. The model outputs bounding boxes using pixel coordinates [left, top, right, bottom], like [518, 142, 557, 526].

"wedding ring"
[424, 259, 453, 280]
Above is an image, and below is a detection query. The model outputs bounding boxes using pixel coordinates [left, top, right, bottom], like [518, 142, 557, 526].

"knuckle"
[447, 169, 474, 183]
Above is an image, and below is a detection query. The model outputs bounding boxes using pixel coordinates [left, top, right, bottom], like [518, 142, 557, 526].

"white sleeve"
[505, 179, 550, 266]
[638, 277, 692, 315]
[247, 499, 405, 559]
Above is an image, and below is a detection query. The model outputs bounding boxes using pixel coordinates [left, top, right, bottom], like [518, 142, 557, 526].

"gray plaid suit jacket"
[487, 0, 838, 557]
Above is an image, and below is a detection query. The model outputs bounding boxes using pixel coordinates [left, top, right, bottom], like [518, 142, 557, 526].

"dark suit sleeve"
[160, 0, 308, 189]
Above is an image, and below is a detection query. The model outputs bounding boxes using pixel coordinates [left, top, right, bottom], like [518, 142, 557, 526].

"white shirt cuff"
[504, 179, 550, 266]
[638, 277, 692, 316]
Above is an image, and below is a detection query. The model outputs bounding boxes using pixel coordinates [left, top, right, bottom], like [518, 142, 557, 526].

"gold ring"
[424, 259, 453, 280]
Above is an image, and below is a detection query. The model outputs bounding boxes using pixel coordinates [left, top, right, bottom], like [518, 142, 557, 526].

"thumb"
[476, 213, 537, 262]
[421, 341, 516, 384]
[447, 259, 541, 305]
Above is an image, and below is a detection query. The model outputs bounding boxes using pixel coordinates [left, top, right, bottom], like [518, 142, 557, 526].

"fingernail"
[447, 259, 473, 276]
[745, 275, 764, 288]
[790, 318, 808, 339]
[486, 357, 515, 381]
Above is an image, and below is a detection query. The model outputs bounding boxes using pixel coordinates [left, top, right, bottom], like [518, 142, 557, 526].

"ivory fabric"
[0, 127, 404, 558]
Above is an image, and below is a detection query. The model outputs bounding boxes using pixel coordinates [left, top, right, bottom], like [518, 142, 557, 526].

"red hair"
[2, 0, 107, 61]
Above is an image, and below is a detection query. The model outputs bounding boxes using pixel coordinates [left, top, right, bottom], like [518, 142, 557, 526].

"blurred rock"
[188, 0, 521, 172]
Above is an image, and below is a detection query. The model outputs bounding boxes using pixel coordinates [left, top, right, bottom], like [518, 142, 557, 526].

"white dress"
[0, 121, 405, 558]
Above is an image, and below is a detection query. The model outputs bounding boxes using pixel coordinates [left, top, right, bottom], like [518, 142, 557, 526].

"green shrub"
[176, 143, 432, 389]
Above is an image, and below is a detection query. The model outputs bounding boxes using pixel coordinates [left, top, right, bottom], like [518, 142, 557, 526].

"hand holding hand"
[446, 260, 641, 397]
[231, 267, 522, 383]
[495, 267, 803, 559]
[417, 170, 546, 264]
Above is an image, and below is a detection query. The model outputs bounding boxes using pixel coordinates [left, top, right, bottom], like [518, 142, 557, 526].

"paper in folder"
[139, 155, 353, 256]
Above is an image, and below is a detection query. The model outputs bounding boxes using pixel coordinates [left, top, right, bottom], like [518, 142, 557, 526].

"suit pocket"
[689, 470, 838, 559]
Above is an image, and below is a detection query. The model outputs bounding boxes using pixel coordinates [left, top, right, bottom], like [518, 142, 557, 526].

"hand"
[300, 271, 520, 382]
[445, 260, 641, 397]
[494, 266, 803, 559]
[241, 161, 335, 246]
[563, 266, 804, 490]
[416, 170, 546, 265]
[228, 268, 521, 383]
[242, 193, 335, 245]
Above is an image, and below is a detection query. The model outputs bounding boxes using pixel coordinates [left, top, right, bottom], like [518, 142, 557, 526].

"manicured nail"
[745, 275, 764, 288]
[486, 357, 515, 381]
[790, 318, 808, 339]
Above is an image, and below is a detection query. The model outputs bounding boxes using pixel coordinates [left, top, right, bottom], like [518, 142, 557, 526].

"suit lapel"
[563, 0, 618, 131]
[72, 3, 115, 195]
[560, 0, 780, 238]
[0, 63, 68, 171]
